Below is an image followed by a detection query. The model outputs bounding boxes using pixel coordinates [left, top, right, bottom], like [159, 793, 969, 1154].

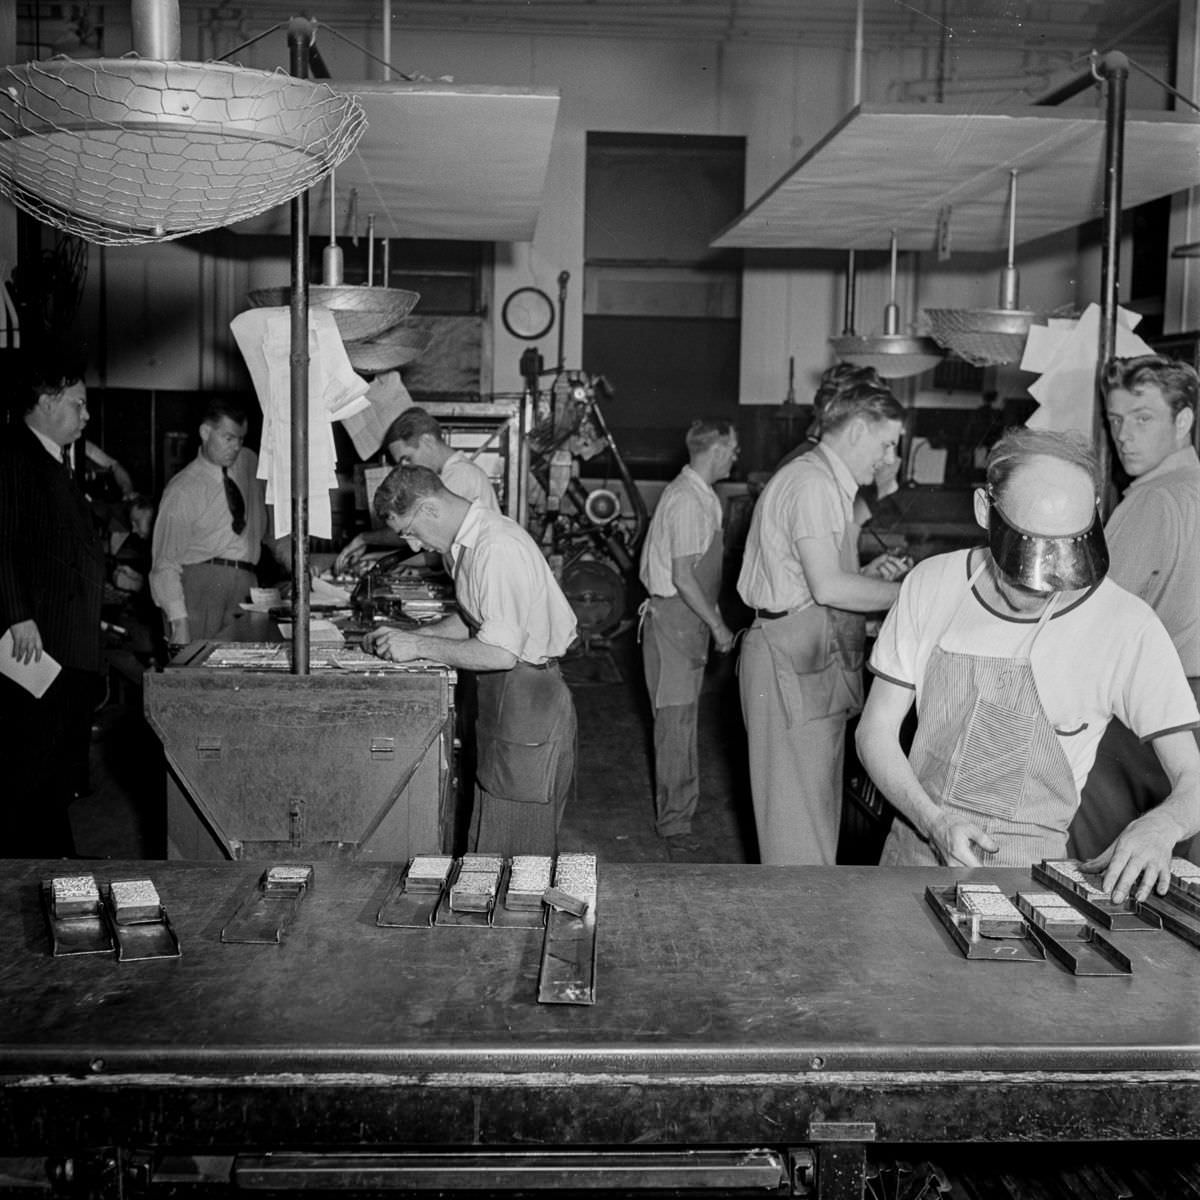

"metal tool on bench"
[103, 878, 181, 962]
[1034, 860, 1163, 932]
[220, 865, 314, 945]
[41, 874, 113, 957]
[538, 853, 598, 1004]
[377, 855, 455, 928]
[924, 882, 1045, 962]
[1016, 891, 1131, 976]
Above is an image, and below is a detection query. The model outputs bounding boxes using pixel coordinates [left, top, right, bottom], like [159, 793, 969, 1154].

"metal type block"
[492, 859, 548, 930]
[40, 879, 112, 957]
[220, 865, 313, 944]
[102, 880, 181, 963]
[376, 858, 452, 928]
[925, 886, 1045, 962]
[435, 858, 504, 927]
[1031, 863, 1163, 932]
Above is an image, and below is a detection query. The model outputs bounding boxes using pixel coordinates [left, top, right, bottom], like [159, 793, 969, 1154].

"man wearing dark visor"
[856, 427, 1200, 904]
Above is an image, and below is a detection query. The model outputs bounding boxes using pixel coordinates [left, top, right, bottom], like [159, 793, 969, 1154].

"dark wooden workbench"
[2, 860, 1199, 1192]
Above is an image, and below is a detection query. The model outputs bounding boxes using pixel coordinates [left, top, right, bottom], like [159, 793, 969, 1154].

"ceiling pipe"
[131, 0, 180, 58]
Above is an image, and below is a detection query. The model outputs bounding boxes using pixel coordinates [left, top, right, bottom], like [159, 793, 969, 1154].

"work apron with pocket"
[752, 449, 866, 726]
[639, 529, 724, 709]
[881, 559, 1076, 867]
[475, 661, 575, 806]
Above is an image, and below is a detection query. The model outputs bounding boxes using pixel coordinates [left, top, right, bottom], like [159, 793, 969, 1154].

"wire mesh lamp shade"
[0, 57, 366, 246]
[922, 170, 1047, 367]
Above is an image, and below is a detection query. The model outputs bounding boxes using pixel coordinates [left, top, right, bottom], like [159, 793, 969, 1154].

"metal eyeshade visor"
[987, 498, 1109, 594]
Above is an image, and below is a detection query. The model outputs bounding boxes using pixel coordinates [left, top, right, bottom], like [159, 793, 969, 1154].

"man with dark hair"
[0, 358, 106, 855]
[638, 418, 738, 853]
[738, 378, 910, 864]
[858, 427, 1200, 904]
[150, 397, 270, 646]
[777, 361, 903, 524]
[1070, 354, 1200, 862]
[364, 464, 577, 855]
[776, 362, 885, 470]
[335, 406, 498, 573]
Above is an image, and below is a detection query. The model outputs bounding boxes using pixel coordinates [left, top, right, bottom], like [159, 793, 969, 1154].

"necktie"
[222, 467, 246, 535]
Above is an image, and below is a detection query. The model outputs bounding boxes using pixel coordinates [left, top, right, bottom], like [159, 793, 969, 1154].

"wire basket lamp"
[923, 170, 1049, 368]
[0, 1, 366, 246]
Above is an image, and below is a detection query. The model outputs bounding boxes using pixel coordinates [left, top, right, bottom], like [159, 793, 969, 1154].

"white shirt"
[737, 443, 857, 612]
[441, 451, 499, 512]
[450, 502, 577, 663]
[639, 465, 722, 597]
[870, 548, 1200, 796]
[149, 449, 267, 622]
[1106, 444, 1200, 676]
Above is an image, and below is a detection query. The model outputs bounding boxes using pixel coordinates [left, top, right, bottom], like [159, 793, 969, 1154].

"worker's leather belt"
[201, 557, 256, 572]
[521, 658, 559, 671]
[755, 608, 791, 620]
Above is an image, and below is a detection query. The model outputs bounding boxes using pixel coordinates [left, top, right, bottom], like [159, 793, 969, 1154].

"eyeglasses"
[392, 505, 420, 538]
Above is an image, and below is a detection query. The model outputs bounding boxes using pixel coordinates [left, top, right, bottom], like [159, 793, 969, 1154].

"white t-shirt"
[870, 548, 1200, 795]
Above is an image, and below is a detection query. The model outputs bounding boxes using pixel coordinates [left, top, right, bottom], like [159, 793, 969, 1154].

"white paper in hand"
[0, 629, 61, 698]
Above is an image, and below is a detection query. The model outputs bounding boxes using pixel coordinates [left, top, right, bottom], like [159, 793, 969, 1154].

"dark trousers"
[0, 666, 101, 857]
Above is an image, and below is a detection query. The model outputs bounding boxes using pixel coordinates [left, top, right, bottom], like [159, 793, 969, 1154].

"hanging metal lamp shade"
[248, 202, 422, 361]
[341, 319, 432, 373]
[924, 170, 1048, 367]
[248, 283, 420, 342]
[0, 2, 366, 246]
[830, 235, 943, 379]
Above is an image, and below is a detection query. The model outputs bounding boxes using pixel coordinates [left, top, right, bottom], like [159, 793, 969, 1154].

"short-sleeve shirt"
[450, 502, 577, 664]
[869, 548, 1200, 795]
[1105, 445, 1200, 676]
[638, 465, 722, 597]
[441, 451, 499, 512]
[736, 444, 857, 612]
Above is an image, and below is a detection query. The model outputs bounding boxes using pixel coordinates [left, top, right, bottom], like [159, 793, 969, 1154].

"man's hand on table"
[363, 626, 422, 664]
[1085, 809, 1184, 904]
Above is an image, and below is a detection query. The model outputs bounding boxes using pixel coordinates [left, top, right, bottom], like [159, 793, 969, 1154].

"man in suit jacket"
[0, 359, 106, 856]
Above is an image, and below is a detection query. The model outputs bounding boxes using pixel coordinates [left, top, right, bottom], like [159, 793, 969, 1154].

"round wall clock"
[501, 286, 555, 340]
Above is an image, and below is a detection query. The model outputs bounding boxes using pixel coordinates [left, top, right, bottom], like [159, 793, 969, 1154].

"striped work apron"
[880, 558, 1076, 867]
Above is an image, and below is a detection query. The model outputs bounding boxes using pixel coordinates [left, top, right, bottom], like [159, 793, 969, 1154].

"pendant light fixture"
[924, 169, 1048, 367]
[0, 0, 366, 246]
[830, 233, 944, 379]
[248, 182, 423, 367]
